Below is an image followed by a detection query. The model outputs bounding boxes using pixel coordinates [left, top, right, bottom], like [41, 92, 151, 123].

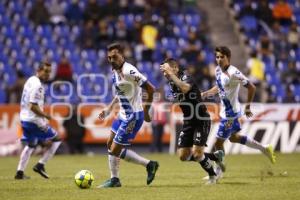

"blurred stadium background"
[0, 0, 299, 156]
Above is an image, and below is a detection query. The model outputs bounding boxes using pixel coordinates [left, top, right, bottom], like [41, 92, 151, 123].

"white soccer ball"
[74, 170, 94, 189]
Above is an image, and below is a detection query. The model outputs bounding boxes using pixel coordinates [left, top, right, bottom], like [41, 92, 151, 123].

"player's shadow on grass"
[219, 181, 250, 185]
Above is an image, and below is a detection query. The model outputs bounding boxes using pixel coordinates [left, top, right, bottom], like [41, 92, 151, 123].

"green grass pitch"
[0, 153, 299, 200]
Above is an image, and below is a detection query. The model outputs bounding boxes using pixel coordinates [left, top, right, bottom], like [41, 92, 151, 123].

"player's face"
[107, 49, 124, 70]
[39, 65, 51, 82]
[215, 52, 229, 68]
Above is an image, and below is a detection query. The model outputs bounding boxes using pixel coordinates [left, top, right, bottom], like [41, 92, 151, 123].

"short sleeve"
[29, 85, 43, 103]
[181, 73, 193, 85]
[232, 68, 249, 86]
[125, 66, 147, 86]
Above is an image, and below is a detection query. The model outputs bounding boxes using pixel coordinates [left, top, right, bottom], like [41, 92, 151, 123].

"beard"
[111, 62, 123, 70]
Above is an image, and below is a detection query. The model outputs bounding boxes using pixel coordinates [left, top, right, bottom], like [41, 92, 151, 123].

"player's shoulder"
[228, 65, 241, 76]
[26, 76, 42, 86]
[123, 62, 140, 75]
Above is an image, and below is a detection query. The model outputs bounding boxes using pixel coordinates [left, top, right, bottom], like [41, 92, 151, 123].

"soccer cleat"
[97, 177, 121, 188]
[202, 165, 223, 181]
[214, 150, 226, 172]
[205, 176, 218, 185]
[146, 161, 159, 185]
[265, 145, 276, 164]
[33, 163, 49, 179]
[14, 171, 30, 180]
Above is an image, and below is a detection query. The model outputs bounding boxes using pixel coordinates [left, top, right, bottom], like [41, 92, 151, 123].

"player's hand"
[98, 109, 109, 121]
[160, 63, 174, 77]
[245, 105, 253, 118]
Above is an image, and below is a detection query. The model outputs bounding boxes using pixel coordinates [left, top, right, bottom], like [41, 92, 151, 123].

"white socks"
[108, 154, 120, 178]
[17, 146, 34, 171]
[245, 138, 266, 152]
[39, 141, 61, 164]
[120, 149, 150, 167]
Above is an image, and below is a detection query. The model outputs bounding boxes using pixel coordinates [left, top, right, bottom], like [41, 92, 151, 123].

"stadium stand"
[229, 0, 300, 102]
[0, 0, 215, 104]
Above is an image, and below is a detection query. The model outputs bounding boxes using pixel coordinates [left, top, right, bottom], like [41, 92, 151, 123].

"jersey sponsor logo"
[130, 70, 136, 75]
[134, 76, 141, 83]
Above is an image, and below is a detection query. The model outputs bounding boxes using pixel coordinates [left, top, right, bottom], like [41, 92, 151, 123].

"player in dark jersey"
[160, 58, 223, 184]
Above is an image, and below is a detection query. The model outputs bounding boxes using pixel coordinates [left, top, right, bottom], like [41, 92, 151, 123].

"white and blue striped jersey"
[215, 65, 249, 119]
[112, 62, 147, 120]
[20, 76, 46, 127]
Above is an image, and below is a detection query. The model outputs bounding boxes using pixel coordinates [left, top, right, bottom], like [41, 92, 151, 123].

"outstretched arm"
[141, 81, 155, 122]
[201, 85, 218, 99]
[98, 96, 119, 120]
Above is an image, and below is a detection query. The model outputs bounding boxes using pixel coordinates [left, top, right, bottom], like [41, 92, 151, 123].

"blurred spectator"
[272, 0, 292, 26]
[65, 0, 83, 25]
[150, 89, 167, 153]
[78, 20, 97, 49]
[55, 56, 73, 82]
[238, 0, 255, 19]
[83, 0, 101, 23]
[96, 19, 112, 49]
[114, 18, 129, 42]
[28, 0, 50, 25]
[257, 34, 274, 62]
[182, 29, 201, 64]
[101, 0, 120, 19]
[287, 22, 300, 50]
[6, 71, 26, 103]
[49, 0, 66, 24]
[282, 60, 300, 85]
[246, 51, 267, 102]
[141, 22, 159, 61]
[256, 0, 274, 27]
[63, 106, 86, 154]
[284, 86, 295, 102]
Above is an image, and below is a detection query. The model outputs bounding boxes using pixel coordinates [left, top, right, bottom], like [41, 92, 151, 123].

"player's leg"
[33, 126, 61, 179]
[15, 122, 38, 179]
[98, 117, 122, 188]
[229, 133, 276, 164]
[116, 112, 159, 185]
[15, 143, 35, 179]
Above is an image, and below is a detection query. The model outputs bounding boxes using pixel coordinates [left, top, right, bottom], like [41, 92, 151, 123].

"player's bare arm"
[29, 103, 51, 120]
[160, 63, 191, 94]
[244, 81, 256, 118]
[201, 85, 218, 99]
[98, 96, 119, 121]
[141, 81, 155, 122]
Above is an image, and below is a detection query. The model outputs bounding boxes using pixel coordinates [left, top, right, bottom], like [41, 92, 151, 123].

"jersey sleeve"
[125, 66, 147, 86]
[29, 85, 43, 104]
[232, 68, 249, 86]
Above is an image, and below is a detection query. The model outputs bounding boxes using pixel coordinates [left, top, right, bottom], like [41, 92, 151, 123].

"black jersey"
[168, 70, 209, 121]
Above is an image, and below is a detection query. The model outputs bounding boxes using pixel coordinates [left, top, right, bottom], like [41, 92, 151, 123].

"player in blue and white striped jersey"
[97, 43, 159, 188]
[202, 46, 276, 175]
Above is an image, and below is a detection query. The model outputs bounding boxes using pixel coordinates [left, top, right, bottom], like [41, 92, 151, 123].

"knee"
[192, 151, 204, 161]
[107, 140, 112, 150]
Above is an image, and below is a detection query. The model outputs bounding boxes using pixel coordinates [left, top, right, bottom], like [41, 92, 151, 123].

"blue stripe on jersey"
[216, 70, 236, 118]
[119, 97, 134, 118]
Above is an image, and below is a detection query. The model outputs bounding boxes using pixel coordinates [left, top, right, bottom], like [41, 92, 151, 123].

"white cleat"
[205, 176, 217, 185]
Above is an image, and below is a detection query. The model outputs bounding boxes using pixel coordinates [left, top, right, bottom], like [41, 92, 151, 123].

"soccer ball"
[74, 170, 94, 189]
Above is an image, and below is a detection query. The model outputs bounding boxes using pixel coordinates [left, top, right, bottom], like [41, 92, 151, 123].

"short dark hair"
[38, 61, 51, 70]
[107, 42, 124, 54]
[215, 46, 231, 59]
[162, 58, 179, 68]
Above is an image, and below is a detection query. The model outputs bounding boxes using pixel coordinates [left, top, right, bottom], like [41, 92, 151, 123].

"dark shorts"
[177, 119, 211, 148]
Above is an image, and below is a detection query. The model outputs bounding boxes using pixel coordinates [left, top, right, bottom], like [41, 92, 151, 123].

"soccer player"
[15, 62, 61, 179]
[160, 58, 224, 184]
[201, 46, 276, 173]
[97, 43, 159, 188]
